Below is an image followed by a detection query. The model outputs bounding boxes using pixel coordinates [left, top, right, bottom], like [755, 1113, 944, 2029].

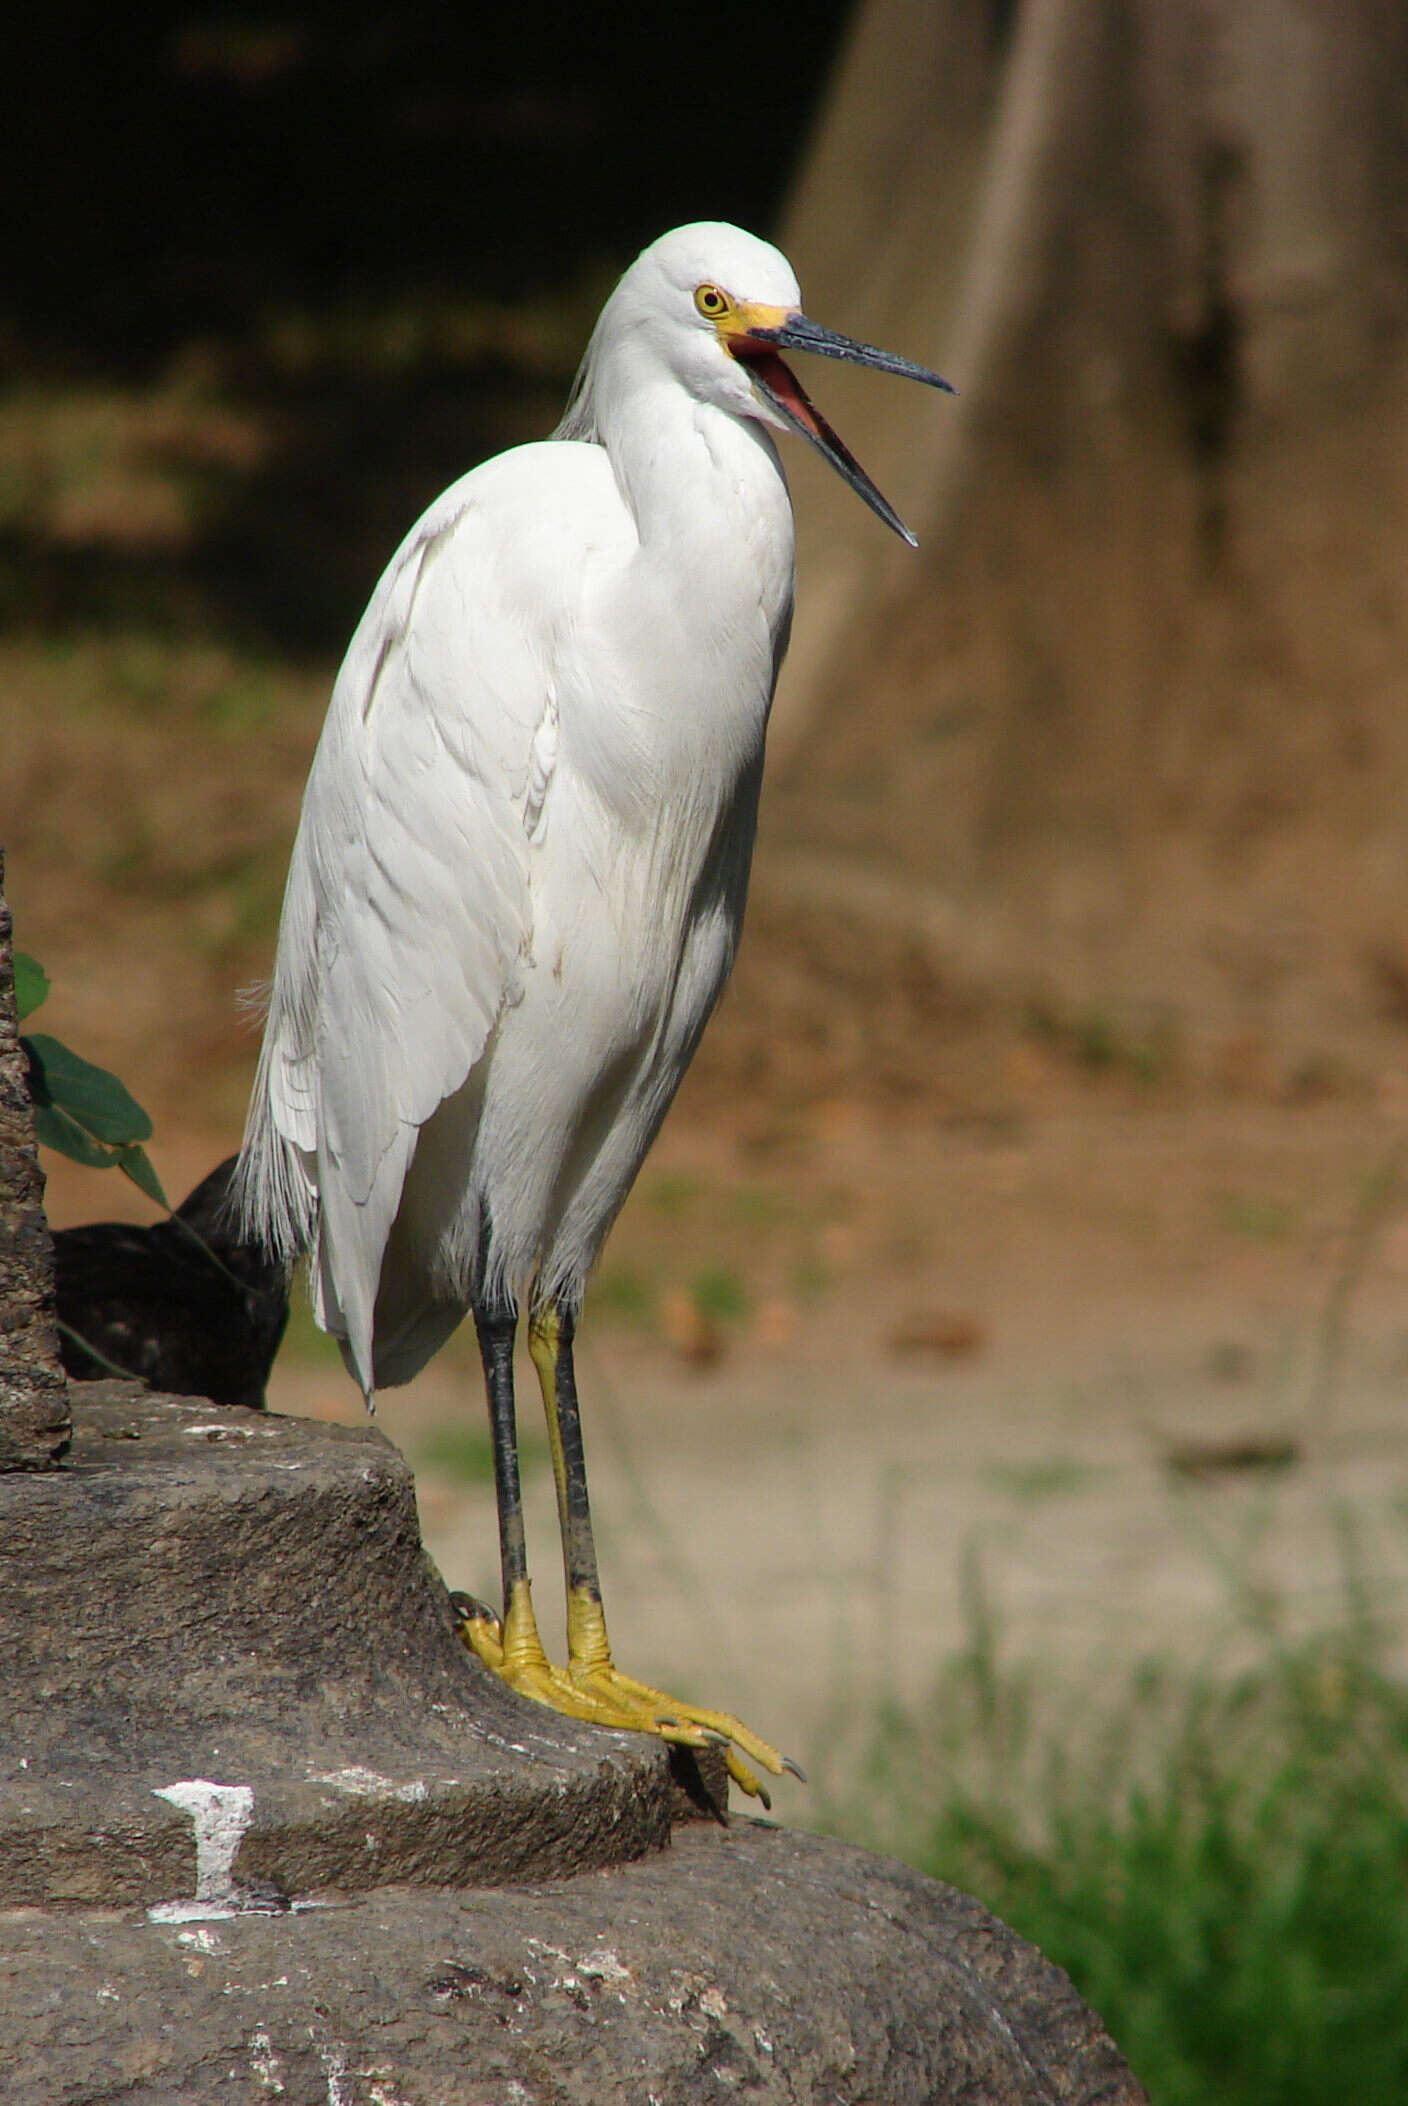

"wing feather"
[236, 449, 600, 1393]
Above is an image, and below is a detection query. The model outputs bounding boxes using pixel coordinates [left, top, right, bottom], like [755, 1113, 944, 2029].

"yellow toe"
[452, 1587, 796, 1801]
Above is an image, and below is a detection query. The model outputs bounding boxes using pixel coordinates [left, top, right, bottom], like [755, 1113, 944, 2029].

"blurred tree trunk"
[756, 0, 1408, 1081]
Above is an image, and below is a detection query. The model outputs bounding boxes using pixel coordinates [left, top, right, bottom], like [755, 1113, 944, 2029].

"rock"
[0, 851, 69, 1471]
[0, 1382, 670, 1907]
[0, 1821, 1145, 2105]
[0, 1381, 1147, 2101]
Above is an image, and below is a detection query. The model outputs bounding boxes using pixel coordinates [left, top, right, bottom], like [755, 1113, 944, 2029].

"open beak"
[727, 311, 954, 546]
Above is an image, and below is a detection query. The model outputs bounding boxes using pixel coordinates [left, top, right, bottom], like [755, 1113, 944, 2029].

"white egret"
[236, 222, 952, 1799]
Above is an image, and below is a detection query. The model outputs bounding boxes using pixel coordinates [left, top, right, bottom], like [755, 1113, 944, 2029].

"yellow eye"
[694, 284, 731, 320]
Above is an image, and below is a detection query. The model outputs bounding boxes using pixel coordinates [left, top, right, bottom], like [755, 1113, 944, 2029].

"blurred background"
[6, 5, 1408, 2093]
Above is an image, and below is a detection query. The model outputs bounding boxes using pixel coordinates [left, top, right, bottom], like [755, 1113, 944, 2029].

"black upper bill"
[752, 313, 956, 396]
[737, 313, 954, 547]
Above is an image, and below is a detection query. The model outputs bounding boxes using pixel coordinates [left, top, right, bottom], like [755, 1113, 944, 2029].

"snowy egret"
[236, 222, 952, 1798]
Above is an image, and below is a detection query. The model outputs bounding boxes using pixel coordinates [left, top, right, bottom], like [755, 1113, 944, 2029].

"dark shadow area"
[2, 3, 850, 655]
[0, 357, 567, 652]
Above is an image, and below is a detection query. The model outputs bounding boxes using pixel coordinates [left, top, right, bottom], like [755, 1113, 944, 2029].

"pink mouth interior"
[732, 341, 823, 437]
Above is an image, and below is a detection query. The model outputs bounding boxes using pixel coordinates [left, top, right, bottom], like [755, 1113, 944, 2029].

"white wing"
[238, 442, 612, 1394]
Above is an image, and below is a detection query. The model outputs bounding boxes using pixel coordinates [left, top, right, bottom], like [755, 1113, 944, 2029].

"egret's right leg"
[525, 1298, 798, 1804]
[463, 1295, 554, 1682]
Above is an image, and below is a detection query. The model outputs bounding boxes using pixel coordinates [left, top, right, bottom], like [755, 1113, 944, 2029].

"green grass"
[689, 1264, 749, 1325]
[824, 1551, 1408, 2106]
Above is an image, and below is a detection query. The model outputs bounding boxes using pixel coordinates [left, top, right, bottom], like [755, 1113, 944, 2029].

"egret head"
[574, 221, 954, 546]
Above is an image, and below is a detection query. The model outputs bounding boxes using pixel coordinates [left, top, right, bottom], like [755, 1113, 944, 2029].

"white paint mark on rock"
[148, 1778, 254, 1920]
[154, 1779, 254, 1895]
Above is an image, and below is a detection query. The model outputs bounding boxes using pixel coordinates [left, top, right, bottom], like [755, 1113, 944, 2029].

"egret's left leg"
[526, 1299, 797, 1804]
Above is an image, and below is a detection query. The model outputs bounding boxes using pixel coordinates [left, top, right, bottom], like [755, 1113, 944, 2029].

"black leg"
[538, 1301, 603, 1604]
[472, 1296, 526, 1607]
[529, 1298, 616, 1674]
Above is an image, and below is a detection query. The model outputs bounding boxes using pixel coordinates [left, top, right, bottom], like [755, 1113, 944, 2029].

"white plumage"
[240, 224, 811, 1395]
[236, 219, 951, 1793]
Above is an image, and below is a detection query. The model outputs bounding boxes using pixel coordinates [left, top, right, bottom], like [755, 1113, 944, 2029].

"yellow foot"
[451, 1590, 802, 1808]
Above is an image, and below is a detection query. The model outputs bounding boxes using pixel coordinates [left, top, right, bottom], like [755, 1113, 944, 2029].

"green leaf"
[115, 1143, 170, 1210]
[13, 953, 49, 1022]
[28, 1094, 169, 1206]
[31, 1099, 123, 1169]
[22, 1032, 154, 1145]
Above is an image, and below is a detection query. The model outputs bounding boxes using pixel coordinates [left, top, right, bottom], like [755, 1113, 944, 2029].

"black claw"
[782, 1754, 807, 1783]
[755, 1783, 772, 1812]
[450, 1591, 496, 1627]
